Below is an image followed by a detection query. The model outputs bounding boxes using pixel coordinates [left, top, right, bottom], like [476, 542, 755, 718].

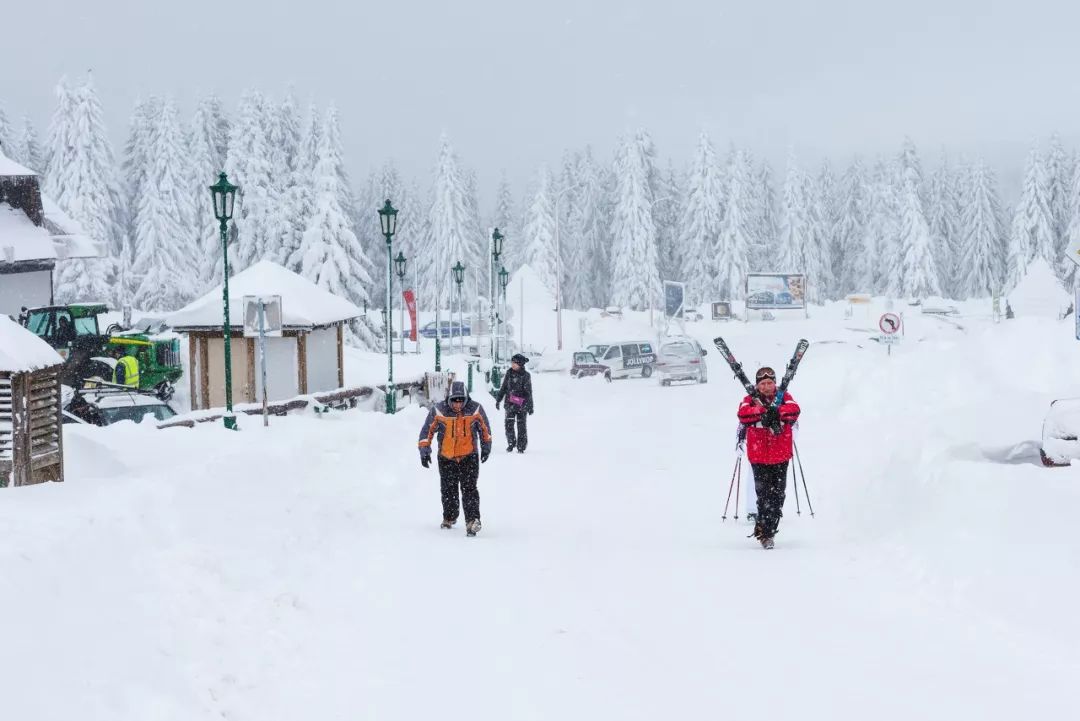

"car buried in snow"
[569, 351, 611, 381]
[1041, 398, 1080, 466]
[62, 385, 178, 427]
[655, 337, 708, 386]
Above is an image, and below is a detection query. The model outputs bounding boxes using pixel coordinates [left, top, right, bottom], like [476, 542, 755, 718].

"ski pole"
[793, 442, 814, 518]
[790, 456, 801, 516]
[722, 454, 740, 521]
[734, 455, 741, 520]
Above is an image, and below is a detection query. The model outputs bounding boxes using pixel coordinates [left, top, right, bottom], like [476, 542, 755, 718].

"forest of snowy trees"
[4, 75, 1079, 335]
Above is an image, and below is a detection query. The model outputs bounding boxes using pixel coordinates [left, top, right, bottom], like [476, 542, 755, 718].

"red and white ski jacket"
[737, 392, 800, 465]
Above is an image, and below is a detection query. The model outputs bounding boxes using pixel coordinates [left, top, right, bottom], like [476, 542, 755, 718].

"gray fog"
[3, 0, 1077, 200]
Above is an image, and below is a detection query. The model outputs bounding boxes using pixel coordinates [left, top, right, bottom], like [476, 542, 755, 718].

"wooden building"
[167, 261, 362, 411]
[0, 315, 65, 487]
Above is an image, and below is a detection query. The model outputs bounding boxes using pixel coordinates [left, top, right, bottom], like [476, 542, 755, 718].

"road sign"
[879, 312, 901, 335]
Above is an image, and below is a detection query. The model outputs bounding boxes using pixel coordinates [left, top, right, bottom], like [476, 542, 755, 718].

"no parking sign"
[879, 313, 901, 335]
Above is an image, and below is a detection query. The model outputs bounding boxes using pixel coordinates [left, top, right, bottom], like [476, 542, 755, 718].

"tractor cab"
[19, 304, 108, 357]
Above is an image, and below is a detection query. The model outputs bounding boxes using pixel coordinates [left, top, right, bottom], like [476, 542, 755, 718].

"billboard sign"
[663, 281, 685, 319]
[711, 301, 733, 320]
[745, 273, 806, 310]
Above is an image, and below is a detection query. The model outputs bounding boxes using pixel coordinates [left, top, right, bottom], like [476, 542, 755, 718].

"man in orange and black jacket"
[418, 381, 493, 536]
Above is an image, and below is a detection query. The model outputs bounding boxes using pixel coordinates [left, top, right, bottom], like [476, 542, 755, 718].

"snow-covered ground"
[2, 298, 1078, 720]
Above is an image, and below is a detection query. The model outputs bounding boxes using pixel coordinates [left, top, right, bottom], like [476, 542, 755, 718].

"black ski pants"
[505, 408, 528, 450]
[438, 454, 480, 523]
[751, 461, 789, 537]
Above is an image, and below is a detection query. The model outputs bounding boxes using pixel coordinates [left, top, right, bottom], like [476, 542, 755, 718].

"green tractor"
[18, 304, 183, 400]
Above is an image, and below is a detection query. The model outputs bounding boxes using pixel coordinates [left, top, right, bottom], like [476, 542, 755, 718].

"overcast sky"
[4, 0, 1077, 205]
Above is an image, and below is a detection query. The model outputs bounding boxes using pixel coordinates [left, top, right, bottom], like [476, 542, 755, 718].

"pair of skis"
[713, 336, 809, 434]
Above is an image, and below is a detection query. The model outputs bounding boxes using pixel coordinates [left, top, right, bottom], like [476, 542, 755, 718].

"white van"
[596, 341, 658, 379]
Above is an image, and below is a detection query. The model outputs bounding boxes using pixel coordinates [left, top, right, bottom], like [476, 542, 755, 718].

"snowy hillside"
[1, 301, 1078, 720]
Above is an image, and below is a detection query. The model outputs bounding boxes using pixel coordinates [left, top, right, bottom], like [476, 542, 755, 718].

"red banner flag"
[403, 289, 417, 341]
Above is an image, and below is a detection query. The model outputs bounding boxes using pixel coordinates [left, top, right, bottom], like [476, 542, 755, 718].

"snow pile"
[166, 260, 362, 328]
[1008, 258, 1070, 317]
[0, 315, 63, 371]
[505, 264, 557, 350]
[0, 147, 36, 176]
[0, 203, 55, 263]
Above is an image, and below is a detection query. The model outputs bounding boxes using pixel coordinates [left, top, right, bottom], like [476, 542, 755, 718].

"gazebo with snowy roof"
[167, 261, 362, 410]
[0, 147, 101, 318]
[0, 315, 66, 487]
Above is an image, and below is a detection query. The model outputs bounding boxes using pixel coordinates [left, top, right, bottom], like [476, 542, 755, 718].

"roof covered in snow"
[0, 315, 64, 372]
[1008, 258, 1071, 317]
[0, 148, 36, 177]
[166, 261, 362, 330]
[0, 203, 56, 263]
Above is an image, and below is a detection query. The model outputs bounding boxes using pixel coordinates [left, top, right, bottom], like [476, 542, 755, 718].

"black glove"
[495, 401, 501, 411]
[480, 449, 490, 463]
[421, 455, 431, 468]
[762, 406, 782, 434]
[528, 409, 534, 415]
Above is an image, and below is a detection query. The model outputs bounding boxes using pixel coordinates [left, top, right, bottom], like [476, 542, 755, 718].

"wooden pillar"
[188, 334, 198, 410]
[337, 324, 344, 388]
[297, 332, 308, 395]
[245, 337, 257, 403]
[52, 368, 64, 484]
[198, 335, 210, 411]
[11, 373, 30, 487]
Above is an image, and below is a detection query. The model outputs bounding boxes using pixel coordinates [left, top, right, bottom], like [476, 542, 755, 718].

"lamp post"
[489, 228, 505, 388]
[452, 261, 465, 357]
[378, 199, 398, 414]
[395, 251, 407, 355]
[498, 265, 509, 364]
[209, 172, 239, 430]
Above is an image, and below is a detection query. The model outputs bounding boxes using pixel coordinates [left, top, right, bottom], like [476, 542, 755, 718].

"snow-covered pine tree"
[656, 159, 684, 282]
[188, 94, 230, 289]
[958, 159, 1005, 297]
[778, 152, 813, 281]
[0, 104, 15, 162]
[676, 131, 723, 306]
[1046, 132, 1072, 262]
[423, 133, 476, 310]
[461, 166, 486, 280]
[225, 90, 274, 272]
[290, 105, 373, 340]
[45, 75, 125, 305]
[1062, 158, 1080, 289]
[805, 165, 835, 301]
[897, 161, 940, 299]
[754, 161, 779, 269]
[131, 97, 199, 310]
[521, 164, 558, 294]
[926, 153, 961, 298]
[609, 130, 661, 310]
[1005, 145, 1055, 290]
[832, 157, 867, 296]
[285, 102, 322, 275]
[266, 92, 304, 271]
[566, 147, 610, 309]
[14, 116, 44, 174]
[714, 150, 754, 299]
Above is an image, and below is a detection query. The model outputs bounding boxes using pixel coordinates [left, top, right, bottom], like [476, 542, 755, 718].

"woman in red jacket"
[737, 366, 801, 549]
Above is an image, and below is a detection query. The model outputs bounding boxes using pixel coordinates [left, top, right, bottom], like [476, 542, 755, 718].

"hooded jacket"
[418, 381, 493, 461]
[737, 392, 800, 464]
[496, 366, 534, 413]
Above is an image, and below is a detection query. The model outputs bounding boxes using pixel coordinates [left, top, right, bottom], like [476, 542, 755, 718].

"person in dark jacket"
[736, 366, 801, 549]
[495, 353, 534, 453]
[418, 380, 492, 536]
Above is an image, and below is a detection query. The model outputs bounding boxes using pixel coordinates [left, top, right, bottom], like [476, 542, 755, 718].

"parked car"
[63, 387, 178, 426]
[418, 320, 472, 338]
[684, 309, 703, 322]
[570, 351, 611, 381]
[601, 306, 623, 319]
[595, 341, 658, 379]
[655, 337, 708, 385]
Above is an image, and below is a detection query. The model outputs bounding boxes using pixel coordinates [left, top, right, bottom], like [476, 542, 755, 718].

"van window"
[604, 346, 621, 360]
[640, 343, 653, 354]
[621, 344, 639, 358]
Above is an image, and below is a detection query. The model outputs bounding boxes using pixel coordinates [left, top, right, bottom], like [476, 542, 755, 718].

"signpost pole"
[258, 300, 269, 427]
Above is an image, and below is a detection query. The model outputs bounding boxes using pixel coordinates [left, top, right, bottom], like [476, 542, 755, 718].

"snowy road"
[2, 313, 1079, 720]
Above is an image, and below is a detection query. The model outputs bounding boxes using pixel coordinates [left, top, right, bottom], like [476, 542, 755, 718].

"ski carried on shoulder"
[712, 336, 810, 408]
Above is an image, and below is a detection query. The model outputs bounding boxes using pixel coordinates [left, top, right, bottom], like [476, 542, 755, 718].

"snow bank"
[1008, 258, 1070, 317]
[505, 264, 557, 350]
[0, 314, 63, 371]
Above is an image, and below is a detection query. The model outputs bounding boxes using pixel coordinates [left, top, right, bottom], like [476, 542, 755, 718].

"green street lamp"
[209, 172, 239, 430]
[452, 261, 466, 356]
[395, 251, 407, 355]
[488, 228, 504, 387]
[378, 199, 398, 414]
